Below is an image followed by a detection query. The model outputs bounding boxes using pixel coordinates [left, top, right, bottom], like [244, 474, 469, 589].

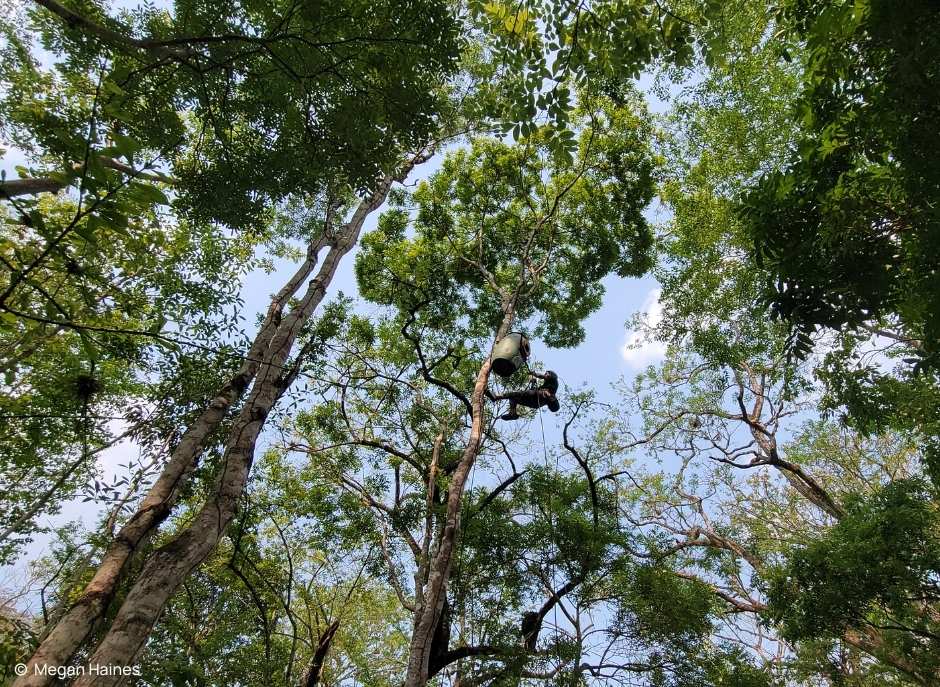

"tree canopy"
[1, 0, 939, 686]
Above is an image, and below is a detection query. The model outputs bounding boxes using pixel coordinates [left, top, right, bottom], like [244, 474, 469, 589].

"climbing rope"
[536, 402, 561, 648]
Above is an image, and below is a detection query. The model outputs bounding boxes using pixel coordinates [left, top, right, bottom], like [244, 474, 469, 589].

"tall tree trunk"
[403, 308, 515, 687]
[12, 236, 328, 687]
[69, 160, 424, 685]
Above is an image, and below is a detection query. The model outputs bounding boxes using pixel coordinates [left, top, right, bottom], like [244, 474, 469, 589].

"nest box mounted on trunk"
[491, 332, 530, 378]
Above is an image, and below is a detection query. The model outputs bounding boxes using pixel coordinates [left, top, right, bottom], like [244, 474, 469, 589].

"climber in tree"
[487, 370, 560, 421]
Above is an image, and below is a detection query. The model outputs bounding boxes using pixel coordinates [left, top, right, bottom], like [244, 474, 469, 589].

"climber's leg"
[500, 399, 520, 421]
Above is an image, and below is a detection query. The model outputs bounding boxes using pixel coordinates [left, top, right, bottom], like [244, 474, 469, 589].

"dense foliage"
[2, 0, 938, 686]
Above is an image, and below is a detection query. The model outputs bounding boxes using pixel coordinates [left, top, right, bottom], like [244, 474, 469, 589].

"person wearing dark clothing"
[487, 370, 560, 421]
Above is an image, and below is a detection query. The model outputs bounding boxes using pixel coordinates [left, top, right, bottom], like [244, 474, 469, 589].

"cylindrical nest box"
[491, 332, 530, 378]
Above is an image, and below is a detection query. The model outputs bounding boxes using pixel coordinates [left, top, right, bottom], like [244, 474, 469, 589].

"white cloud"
[620, 288, 667, 367]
